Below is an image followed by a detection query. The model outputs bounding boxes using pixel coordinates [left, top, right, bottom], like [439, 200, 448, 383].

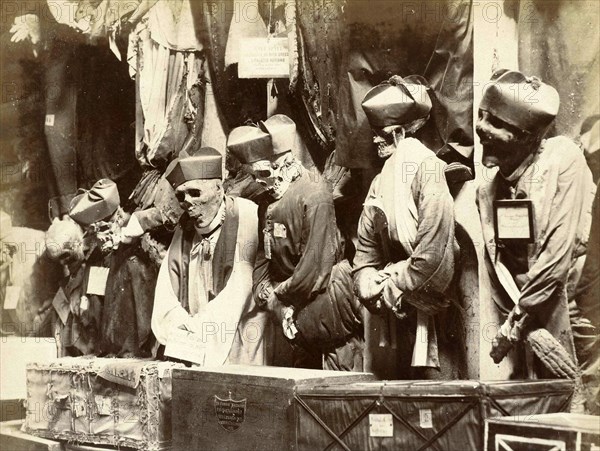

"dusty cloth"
[152, 196, 268, 366]
[98, 243, 157, 357]
[43, 36, 139, 218]
[477, 136, 596, 378]
[253, 169, 363, 367]
[334, 1, 474, 169]
[576, 181, 600, 413]
[56, 247, 105, 356]
[353, 139, 460, 380]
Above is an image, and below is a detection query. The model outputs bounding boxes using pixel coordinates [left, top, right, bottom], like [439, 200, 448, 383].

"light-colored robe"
[477, 136, 596, 377]
[152, 197, 268, 366]
[354, 138, 460, 380]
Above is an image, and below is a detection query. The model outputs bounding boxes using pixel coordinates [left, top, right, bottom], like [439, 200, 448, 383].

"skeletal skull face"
[175, 179, 223, 228]
[250, 152, 297, 200]
[45, 218, 85, 276]
[92, 215, 124, 254]
[476, 110, 534, 176]
[372, 125, 403, 159]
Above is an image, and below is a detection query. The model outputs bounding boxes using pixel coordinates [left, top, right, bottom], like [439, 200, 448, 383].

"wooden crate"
[294, 379, 574, 450]
[485, 413, 600, 451]
[171, 365, 375, 451]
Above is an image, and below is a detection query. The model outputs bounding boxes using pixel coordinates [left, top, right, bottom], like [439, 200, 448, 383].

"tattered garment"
[478, 136, 596, 373]
[354, 139, 457, 376]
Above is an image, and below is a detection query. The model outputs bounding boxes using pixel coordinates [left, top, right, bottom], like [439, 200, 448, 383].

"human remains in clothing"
[353, 75, 463, 380]
[152, 147, 269, 366]
[476, 69, 596, 380]
[47, 179, 157, 357]
[228, 115, 364, 371]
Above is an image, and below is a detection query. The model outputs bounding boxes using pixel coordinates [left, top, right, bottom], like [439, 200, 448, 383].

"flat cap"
[362, 75, 432, 128]
[165, 147, 223, 188]
[480, 69, 560, 133]
[69, 179, 120, 226]
[227, 126, 272, 164]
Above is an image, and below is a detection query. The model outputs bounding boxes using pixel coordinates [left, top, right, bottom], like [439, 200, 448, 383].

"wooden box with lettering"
[295, 380, 574, 450]
[23, 357, 184, 450]
[484, 413, 600, 451]
[171, 365, 375, 451]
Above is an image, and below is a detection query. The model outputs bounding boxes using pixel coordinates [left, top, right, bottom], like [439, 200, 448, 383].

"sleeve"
[274, 196, 340, 308]
[252, 241, 274, 304]
[352, 176, 388, 299]
[386, 158, 456, 293]
[353, 175, 386, 274]
[187, 202, 259, 365]
[519, 153, 593, 314]
[151, 256, 192, 345]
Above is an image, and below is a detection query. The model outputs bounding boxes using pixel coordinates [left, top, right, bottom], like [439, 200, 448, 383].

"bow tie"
[192, 224, 222, 261]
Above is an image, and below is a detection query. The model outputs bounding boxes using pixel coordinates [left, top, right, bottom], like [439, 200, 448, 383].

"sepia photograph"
[0, 0, 598, 449]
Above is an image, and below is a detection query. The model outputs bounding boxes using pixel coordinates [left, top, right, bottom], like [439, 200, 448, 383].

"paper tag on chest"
[369, 414, 393, 437]
[87, 266, 110, 296]
[273, 222, 287, 239]
[165, 329, 207, 365]
[493, 199, 535, 242]
[52, 287, 71, 325]
[3, 285, 21, 309]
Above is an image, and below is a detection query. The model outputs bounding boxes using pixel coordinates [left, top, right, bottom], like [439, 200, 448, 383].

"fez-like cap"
[227, 115, 296, 164]
[69, 179, 120, 226]
[259, 114, 296, 155]
[362, 75, 432, 128]
[227, 126, 272, 164]
[165, 147, 223, 188]
[480, 69, 560, 133]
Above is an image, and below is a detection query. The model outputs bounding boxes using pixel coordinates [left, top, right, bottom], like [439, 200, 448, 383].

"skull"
[45, 218, 85, 276]
[250, 152, 298, 200]
[92, 210, 128, 254]
[372, 117, 428, 159]
[372, 125, 403, 159]
[476, 110, 535, 175]
[175, 179, 223, 228]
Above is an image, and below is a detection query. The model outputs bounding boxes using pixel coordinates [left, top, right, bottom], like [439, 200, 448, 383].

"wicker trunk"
[24, 357, 183, 450]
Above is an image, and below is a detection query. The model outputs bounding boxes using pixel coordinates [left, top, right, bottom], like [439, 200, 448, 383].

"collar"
[194, 199, 226, 237]
[500, 142, 543, 183]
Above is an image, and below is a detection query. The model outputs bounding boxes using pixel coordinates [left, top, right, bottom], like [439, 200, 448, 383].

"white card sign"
[238, 37, 290, 79]
[419, 409, 433, 429]
[494, 199, 534, 242]
[164, 328, 206, 365]
[87, 266, 110, 296]
[4, 285, 21, 310]
[369, 413, 393, 437]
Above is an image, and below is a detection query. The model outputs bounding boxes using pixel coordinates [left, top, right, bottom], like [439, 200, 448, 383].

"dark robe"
[253, 170, 361, 359]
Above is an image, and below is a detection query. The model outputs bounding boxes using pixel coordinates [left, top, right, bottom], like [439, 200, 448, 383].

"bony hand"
[267, 292, 286, 324]
[490, 306, 527, 363]
[281, 306, 298, 340]
[10, 15, 41, 45]
[355, 268, 387, 312]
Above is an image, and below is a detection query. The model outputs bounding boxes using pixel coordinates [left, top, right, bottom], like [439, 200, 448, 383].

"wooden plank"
[0, 420, 64, 451]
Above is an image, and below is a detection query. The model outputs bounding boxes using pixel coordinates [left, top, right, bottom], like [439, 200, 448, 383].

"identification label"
[494, 199, 534, 242]
[4, 285, 20, 309]
[369, 414, 393, 437]
[239, 37, 290, 79]
[165, 328, 206, 365]
[419, 409, 433, 429]
[87, 266, 110, 296]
